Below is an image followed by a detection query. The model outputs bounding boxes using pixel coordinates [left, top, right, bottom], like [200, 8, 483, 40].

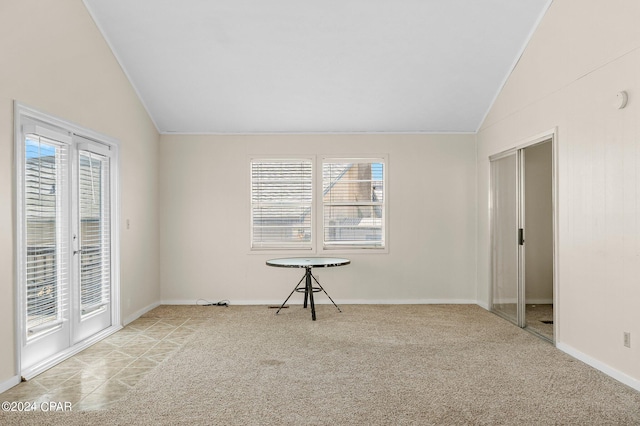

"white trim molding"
[161, 299, 480, 306]
[557, 342, 640, 392]
[0, 375, 22, 394]
[123, 301, 161, 326]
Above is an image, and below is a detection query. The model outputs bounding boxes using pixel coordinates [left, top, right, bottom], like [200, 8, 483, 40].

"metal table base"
[276, 266, 341, 321]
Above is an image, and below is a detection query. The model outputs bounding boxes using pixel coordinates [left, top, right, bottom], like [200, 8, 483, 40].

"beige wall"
[477, 0, 640, 386]
[159, 134, 477, 304]
[0, 0, 160, 385]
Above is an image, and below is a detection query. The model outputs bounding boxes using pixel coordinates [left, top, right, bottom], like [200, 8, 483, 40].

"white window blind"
[24, 133, 69, 337]
[251, 159, 313, 249]
[323, 159, 385, 248]
[78, 149, 111, 316]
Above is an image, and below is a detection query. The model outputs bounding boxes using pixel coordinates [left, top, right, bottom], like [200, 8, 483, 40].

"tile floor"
[0, 315, 207, 411]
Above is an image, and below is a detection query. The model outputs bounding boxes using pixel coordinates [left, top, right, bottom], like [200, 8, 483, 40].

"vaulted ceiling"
[83, 0, 551, 134]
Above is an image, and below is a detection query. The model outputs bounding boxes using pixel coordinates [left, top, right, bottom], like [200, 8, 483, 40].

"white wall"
[477, 0, 640, 386]
[0, 0, 160, 386]
[159, 134, 477, 305]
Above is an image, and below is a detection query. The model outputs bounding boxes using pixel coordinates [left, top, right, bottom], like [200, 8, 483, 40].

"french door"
[16, 105, 119, 378]
[72, 138, 114, 342]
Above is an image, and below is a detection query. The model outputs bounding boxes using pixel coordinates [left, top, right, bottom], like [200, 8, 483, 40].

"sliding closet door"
[490, 137, 555, 340]
[490, 152, 521, 325]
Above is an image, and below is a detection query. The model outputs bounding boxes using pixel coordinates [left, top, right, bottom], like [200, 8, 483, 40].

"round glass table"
[266, 257, 350, 320]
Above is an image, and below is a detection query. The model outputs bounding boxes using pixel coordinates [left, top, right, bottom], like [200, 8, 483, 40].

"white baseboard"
[492, 298, 517, 304]
[161, 299, 479, 306]
[557, 342, 640, 392]
[476, 301, 490, 310]
[160, 299, 220, 305]
[0, 375, 21, 394]
[328, 299, 479, 305]
[123, 301, 161, 325]
[526, 299, 554, 305]
[489, 298, 553, 305]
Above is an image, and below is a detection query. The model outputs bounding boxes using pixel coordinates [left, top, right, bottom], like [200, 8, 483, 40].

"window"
[251, 159, 313, 249]
[323, 159, 385, 249]
[250, 156, 386, 251]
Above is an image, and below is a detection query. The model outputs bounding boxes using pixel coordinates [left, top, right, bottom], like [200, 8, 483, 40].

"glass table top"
[266, 257, 350, 268]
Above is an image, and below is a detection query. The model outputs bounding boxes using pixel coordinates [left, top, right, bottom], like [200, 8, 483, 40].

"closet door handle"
[518, 228, 525, 246]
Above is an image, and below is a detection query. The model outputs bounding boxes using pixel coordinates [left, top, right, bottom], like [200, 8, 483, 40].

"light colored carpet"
[2, 304, 639, 425]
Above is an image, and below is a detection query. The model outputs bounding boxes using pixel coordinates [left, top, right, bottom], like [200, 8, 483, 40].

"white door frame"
[14, 102, 122, 380]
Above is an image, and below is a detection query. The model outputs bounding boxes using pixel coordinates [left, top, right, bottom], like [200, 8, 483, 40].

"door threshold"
[489, 309, 555, 345]
[21, 324, 122, 381]
[523, 325, 554, 345]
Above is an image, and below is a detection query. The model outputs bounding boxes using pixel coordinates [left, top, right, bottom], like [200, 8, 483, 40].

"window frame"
[320, 156, 388, 252]
[248, 154, 388, 254]
[249, 156, 316, 251]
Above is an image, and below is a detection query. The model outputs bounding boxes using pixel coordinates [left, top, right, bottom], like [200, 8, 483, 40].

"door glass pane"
[491, 153, 518, 323]
[78, 151, 111, 316]
[24, 137, 68, 337]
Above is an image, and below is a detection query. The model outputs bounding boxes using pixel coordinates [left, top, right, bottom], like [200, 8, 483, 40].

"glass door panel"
[73, 141, 112, 343]
[21, 133, 71, 371]
[491, 152, 520, 324]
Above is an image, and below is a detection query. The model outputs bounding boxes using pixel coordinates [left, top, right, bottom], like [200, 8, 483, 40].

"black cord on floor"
[196, 298, 229, 307]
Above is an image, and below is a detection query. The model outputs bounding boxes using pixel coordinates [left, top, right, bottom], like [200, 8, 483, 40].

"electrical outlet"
[623, 332, 631, 348]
